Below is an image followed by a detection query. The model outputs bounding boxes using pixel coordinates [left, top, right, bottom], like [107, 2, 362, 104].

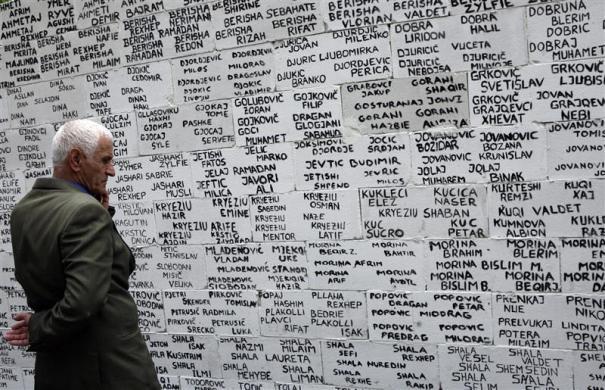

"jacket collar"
[33, 177, 92, 196]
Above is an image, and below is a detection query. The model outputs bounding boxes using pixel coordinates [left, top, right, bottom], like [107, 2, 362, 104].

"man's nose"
[106, 163, 115, 177]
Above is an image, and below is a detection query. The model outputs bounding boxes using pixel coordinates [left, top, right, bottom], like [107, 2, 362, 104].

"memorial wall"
[0, 0, 603, 389]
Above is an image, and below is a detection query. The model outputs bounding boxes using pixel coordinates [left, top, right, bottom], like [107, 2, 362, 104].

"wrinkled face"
[77, 136, 115, 197]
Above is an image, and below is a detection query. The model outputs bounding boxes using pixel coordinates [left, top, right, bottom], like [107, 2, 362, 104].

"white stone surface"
[306, 240, 424, 291]
[0, 52, 5, 89]
[154, 197, 252, 245]
[119, 5, 214, 66]
[144, 332, 220, 377]
[391, 8, 527, 78]
[492, 293, 566, 349]
[232, 86, 344, 147]
[367, 291, 492, 344]
[80, 62, 174, 117]
[0, 90, 9, 130]
[411, 124, 547, 185]
[0, 1, 47, 44]
[163, 289, 259, 336]
[320, 0, 393, 31]
[108, 153, 193, 202]
[546, 118, 605, 180]
[181, 377, 273, 390]
[186, 149, 231, 199]
[469, 59, 605, 126]
[130, 289, 166, 333]
[8, 78, 89, 128]
[0, 125, 53, 171]
[493, 293, 605, 351]
[449, 0, 540, 14]
[294, 133, 411, 190]
[171, 43, 275, 104]
[439, 344, 573, 390]
[0, 130, 10, 173]
[135, 106, 179, 155]
[250, 190, 362, 242]
[321, 340, 439, 389]
[0, 2, 603, 389]
[111, 201, 157, 248]
[109, 61, 174, 113]
[38, 24, 121, 81]
[560, 238, 605, 293]
[164, 0, 213, 10]
[22, 368, 34, 390]
[5, 290, 29, 317]
[560, 294, 605, 351]
[0, 289, 9, 327]
[80, 71, 114, 117]
[137, 101, 236, 155]
[22, 167, 53, 192]
[205, 242, 308, 290]
[275, 384, 376, 390]
[341, 75, 470, 134]
[425, 238, 561, 292]
[487, 179, 605, 238]
[527, 0, 605, 63]
[212, 0, 324, 50]
[0, 1, 52, 88]
[274, 25, 392, 90]
[573, 350, 605, 390]
[0, 366, 24, 390]
[390, 0, 450, 22]
[0, 211, 11, 252]
[189, 143, 294, 197]
[1, 40, 42, 87]
[0, 170, 26, 215]
[0, 251, 18, 290]
[0, 335, 35, 371]
[157, 375, 181, 390]
[174, 101, 235, 152]
[129, 245, 207, 290]
[42, 0, 77, 37]
[117, 0, 167, 22]
[74, 0, 120, 29]
[518, 59, 605, 123]
[218, 336, 324, 384]
[90, 112, 139, 159]
[274, 384, 346, 390]
[258, 290, 367, 339]
[360, 184, 488, 239]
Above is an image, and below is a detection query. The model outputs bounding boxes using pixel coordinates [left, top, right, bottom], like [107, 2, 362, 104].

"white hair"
[52, 119, 113, 165]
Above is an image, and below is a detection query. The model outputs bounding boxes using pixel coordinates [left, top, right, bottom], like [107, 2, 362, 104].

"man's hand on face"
[99, 189, 110, 210]
[2, 312, 31, 347]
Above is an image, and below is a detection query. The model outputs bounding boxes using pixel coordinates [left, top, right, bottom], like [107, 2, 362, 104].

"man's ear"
[67, 149, 83, 172]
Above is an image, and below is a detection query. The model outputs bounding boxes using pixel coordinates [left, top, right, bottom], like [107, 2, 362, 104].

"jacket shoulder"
[12, 187, 106, 226]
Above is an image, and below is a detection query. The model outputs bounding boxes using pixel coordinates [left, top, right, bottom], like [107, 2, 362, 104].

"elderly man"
[4, 119, 160, 390]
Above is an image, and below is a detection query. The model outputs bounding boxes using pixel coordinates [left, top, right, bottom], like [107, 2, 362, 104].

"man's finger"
[12, 312, 31, 324]
[3, 329, 25, 338]
[10, 320, 26, 330]
[3, 329, 29, 346]
[6, 339, 29, 347]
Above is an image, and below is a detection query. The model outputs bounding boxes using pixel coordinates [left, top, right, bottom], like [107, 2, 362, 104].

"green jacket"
[10, 178, 160, 390]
